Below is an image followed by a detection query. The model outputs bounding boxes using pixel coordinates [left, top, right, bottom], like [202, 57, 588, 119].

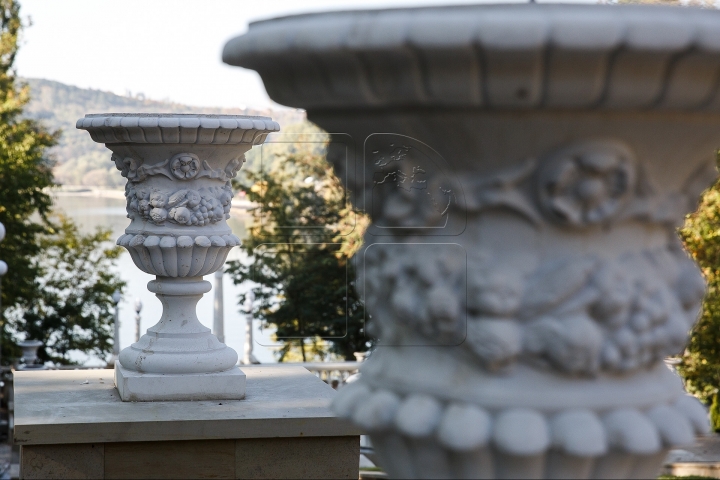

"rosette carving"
[538, 144, 635, 227]
[170, 153, 200, 180]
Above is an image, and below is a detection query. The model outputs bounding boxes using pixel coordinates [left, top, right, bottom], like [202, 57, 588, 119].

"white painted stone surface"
[115, 363, 246, 402]
[224, 4, 716, 478]
[77, 114, 279, 401]
[14, 367, 360, 445]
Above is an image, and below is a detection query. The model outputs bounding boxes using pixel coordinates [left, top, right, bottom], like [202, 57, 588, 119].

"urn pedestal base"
[115, 363, 246, 402]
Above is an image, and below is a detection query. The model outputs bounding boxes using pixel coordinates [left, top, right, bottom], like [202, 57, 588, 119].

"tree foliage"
[0, 0, 55, 315]
[678, 177, 720, 404]
[6, 216, 123, 364]
[227, 123, 370, 362]
[0, 0, 124, 364]
[22, 78, 305, 186]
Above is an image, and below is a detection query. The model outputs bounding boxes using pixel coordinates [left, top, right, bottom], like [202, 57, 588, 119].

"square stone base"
[115, 364, 246, 401]
[20, 436, 360, 479]
[16, 367, 361, 478]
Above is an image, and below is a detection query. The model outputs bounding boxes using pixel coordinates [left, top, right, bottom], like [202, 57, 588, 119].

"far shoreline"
[49, 185, 256, 214]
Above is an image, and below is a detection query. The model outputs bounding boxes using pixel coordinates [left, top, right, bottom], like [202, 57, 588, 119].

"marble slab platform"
[14, 366, 361, 479]
[14, 366, 358, 444]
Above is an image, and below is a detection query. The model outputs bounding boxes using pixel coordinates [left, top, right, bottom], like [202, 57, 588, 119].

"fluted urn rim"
[76, 113, 280, 145]
[223, 3, 720, 111]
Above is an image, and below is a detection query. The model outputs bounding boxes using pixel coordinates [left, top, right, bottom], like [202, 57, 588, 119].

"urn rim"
[76, 113, 281, 145]
[223, 3, 720, 112]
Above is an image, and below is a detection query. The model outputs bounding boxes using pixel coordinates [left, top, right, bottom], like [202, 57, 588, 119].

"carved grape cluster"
[520, 251, 702, 375]
[362, 243, 468, 346]
[362, 242, 705, 376]
[127, 183, 234, 226]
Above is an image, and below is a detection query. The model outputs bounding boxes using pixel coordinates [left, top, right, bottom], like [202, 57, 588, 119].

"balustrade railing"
[254, 361, 361, 389]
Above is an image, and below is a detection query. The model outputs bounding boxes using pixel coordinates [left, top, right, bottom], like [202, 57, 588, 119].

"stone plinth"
[14, 366, 360, 479]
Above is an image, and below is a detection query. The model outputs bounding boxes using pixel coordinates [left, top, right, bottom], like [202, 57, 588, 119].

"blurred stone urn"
[17, 340, 44, 370]
[78, 113, 279, 401]
[225, 5, 718, 479]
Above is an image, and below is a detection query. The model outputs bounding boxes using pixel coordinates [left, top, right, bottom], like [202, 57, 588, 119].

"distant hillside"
[21, 78, 306, 186]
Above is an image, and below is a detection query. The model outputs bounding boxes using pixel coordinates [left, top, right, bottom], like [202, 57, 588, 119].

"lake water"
[52, 194, 277, 365]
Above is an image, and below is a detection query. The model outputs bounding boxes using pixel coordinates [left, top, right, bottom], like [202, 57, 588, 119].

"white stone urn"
[224, 5, 717, 478]
[77, 114, 279, 401]
[17, 340, 44, 370]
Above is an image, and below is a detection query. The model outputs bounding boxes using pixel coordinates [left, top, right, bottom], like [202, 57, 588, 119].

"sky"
[14, 0, 596, 111]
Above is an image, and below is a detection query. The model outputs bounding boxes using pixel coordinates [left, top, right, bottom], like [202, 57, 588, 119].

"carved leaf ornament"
[112, 152, 245, 184]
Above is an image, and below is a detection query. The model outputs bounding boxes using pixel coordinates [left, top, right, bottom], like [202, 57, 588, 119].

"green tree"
[678, 178, 720, 404]
[0, 0, 124, 364]
[0, 0, 56, 317]
[227, 123, 370, 361]
[5, 216, 124, 364]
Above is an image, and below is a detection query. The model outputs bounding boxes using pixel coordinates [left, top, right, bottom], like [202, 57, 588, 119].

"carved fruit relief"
[126, 183, 234, 226]
[363, 241, 704, 376]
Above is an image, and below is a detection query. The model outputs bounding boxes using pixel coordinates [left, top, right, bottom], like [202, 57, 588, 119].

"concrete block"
[115, 363, 245, 402]
[235, 436, 359, 479]
[105, 440, 235, 479]
[21, 444, 103, 480]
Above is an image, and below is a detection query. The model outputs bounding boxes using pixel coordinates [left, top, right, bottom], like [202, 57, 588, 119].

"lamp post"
[110, 290, 122, 367]
[0, 221, 6, 369]
[134, 298, 143, 343]
[213, 267, 224, 344]
[243, 290, 258, 365]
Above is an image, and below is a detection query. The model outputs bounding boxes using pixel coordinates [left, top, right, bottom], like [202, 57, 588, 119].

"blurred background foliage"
[680, 169, 720, 431]
[21, 78, 304, 187]
[0, 0, 124, 364]
[227, 122, 371, 362]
